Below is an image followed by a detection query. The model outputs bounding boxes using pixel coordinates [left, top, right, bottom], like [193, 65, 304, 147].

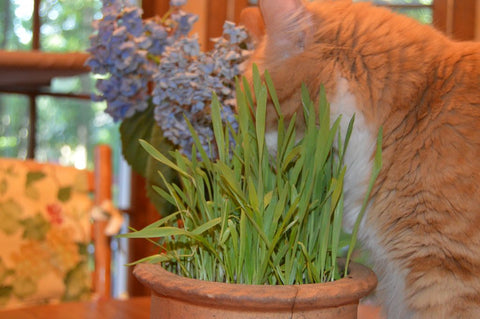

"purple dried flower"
[119, 7, 144, 37]
[88, 0, 252, 158]
[171, 11, 198, 38]
[170, 0, 188, 6]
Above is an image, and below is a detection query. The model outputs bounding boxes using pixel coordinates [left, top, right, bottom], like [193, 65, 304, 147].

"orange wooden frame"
[87, 144, 113, 300]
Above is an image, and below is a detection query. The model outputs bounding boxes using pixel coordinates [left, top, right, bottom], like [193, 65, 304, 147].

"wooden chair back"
[89, 144, 112, 300]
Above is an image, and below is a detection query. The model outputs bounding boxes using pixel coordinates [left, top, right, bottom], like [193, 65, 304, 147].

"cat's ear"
[259, 0, 311, 55]
[240, 7, 265, 44]
[260, 0, 303, 32]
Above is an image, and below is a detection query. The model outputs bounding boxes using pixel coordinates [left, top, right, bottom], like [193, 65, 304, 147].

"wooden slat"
[0, 50, 90, 87]
[433, 0, 448, 34]
[142, 0, 170, 18]
[234, 0, 250, 23]
[92, 144, 112, 300]
[33, 0, 41, 50]
[432, 0, 476, 40]
[127, 171, 161, 297]
[206, 0, 228, 50]
[452, 0, 476, 40]
[27, 95, 36, 159]
[123, 0, 173, 298]
[94, 145, 112, 205]
[477, 0, 480, 40]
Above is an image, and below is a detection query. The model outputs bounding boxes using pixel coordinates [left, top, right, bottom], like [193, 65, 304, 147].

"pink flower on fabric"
[47, 203, 63, 225]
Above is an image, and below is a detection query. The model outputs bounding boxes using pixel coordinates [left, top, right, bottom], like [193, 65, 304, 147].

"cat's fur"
[241, 0, 480, 318]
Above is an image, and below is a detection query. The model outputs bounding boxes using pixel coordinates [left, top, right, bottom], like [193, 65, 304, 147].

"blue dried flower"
[150, 19, 251, 156]
[88, 0, 252, 158]
[222, 21, 248, 44]
[170, 11, 198, 38]
[87, 0, 156, 121]
[119, 7, 144, 37]
[170, 0, 188, 7]
[144, 21, 169, 55]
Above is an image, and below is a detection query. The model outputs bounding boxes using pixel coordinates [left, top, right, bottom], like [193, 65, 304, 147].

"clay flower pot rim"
[133, 261, 377, 312]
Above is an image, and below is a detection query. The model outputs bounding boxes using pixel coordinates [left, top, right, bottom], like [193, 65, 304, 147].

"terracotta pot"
[133, 261, 377, 319]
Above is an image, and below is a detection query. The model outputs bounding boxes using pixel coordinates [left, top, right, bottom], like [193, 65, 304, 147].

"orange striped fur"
[241, 1, 480, 318]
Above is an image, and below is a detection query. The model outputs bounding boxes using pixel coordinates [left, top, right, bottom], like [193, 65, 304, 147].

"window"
[0, 1, 133, 298]
[355, 0, 433, 24]
[0, 0, 120, 172]
[246, 0, 433, 24]
[243, 0, 477, 40]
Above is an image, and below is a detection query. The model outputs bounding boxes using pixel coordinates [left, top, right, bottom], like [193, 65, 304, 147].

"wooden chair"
[0, 144, 114, 309]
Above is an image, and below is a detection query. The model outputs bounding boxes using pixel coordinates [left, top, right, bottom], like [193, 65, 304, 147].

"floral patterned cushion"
[0, 159, 93, 309]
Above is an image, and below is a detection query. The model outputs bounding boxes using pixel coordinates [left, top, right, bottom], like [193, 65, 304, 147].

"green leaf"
[191, 218, 221, 236]
[25, 171, 45, 187]
[141, 211, 182, 230]
[0, 179, 7, 196]
[12, 277, 36, 298]
[120, 104, 179, 216]
[22, 214, 50, 241]
[140, 139, 191, 180]
[145, 125, 178, 216]
[0, 286, 13, 306]
[62, 262, 90, 302]
[119, 103, 156, 177]
[119, 66, 380, 285]
[119, 226, 191, 239]
[126, 254, 173, 266]
[57, 186, 72, 202]
[0, 199, 23, 235]
[211, 93, 225, 162]
[264, 70, 281, 116]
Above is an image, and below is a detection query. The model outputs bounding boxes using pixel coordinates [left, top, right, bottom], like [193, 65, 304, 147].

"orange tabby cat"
[241, 1, 480, 318]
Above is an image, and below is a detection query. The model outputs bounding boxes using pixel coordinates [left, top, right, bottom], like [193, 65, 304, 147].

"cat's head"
[241, 0, 437, 136]
[240, 0, 357, 132]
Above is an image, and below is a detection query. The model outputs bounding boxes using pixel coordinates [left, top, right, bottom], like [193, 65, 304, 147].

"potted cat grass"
[124, 68, 381, 318]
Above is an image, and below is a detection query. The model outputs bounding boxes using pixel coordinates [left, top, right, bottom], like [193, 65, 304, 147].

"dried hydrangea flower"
[87, 0, 252, 157]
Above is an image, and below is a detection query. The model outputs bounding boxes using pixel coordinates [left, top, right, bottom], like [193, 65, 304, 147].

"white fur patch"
[265, 131, 279, 156]
[365, 233, 413, 319]
[329, 77, 375, 234]
[264, 76, 376, 233]
[332, 77, 411, 318]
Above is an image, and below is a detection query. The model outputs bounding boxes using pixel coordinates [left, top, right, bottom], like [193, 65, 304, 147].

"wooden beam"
[206, 0, 228, 50]
[33, 0, 41, 50]
[234, 0, 250, 23]
[92, 145, 113, 300]
[477, 0, 480, 40]
[452, 0, 475, 40]
[27, 95, 36, 159]
[142, 0, 170, 19]
[433, 0, 476, 40]
[27, 0, 42, 159]
[433, 0, 448, 34]
[127, 171, 161, 297]
[124, 0, 172, 298]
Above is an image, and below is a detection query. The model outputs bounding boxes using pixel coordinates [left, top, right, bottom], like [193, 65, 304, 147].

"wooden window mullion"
[142, 0, 170, 19]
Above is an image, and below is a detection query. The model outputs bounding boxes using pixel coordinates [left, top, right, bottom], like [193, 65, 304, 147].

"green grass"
[120, 65, 382, 284]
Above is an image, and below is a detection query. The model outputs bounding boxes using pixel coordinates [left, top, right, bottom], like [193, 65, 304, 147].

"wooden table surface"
[0, 297, 150, 319]
[0, 297, 382, 319]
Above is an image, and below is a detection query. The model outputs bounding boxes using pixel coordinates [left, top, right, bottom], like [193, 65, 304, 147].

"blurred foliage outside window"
[355, 0, 433, 24]
[247, 0, 433, 24]
[0, 0, 121, 171]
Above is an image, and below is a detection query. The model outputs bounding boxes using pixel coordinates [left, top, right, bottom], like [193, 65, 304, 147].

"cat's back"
[241, 0, 480, 316]
[371, 23, 480, 319]
[326, 2, 480, 316]
[437, 39, 480, 90]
